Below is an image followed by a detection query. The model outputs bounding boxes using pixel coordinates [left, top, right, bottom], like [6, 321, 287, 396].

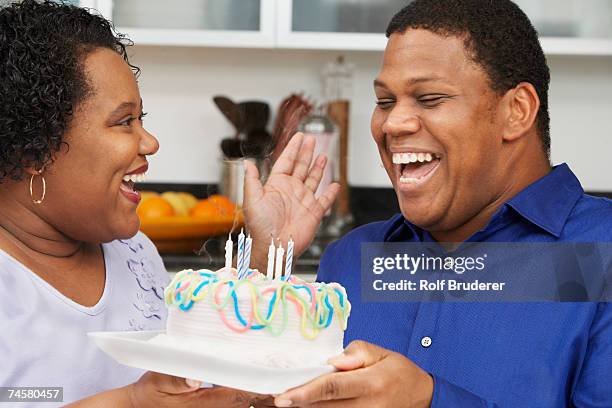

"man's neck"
[430, 153, 551, 243]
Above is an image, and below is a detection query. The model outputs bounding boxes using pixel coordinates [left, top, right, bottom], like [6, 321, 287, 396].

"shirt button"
[421, 336, 432, 348]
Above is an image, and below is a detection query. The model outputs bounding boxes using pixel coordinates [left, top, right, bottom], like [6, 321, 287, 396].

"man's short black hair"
[387, 0, 551, 159]
[0, 0, 136, 182]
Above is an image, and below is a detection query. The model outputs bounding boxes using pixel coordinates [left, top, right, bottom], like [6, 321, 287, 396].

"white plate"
[88, 330, 334, 394]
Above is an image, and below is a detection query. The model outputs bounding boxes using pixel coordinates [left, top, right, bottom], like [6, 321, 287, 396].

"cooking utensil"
[271, 93, 313, 161]
[220, 158, 245, 206]
[239, 101, 270, 135]
[220, 138, 243, 159]
[327, 100, 351, 219]
[213, 95, 244, 137]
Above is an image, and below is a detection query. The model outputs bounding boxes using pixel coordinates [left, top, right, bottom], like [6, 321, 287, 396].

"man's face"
[371, 29, 507, 234]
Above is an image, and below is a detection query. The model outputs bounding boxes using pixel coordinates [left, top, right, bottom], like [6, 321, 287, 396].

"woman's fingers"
[142, 372, 200, 395]
[292, 135, 316, 181]
[304, 154, 327, 193]
[270, 132, 304, 176]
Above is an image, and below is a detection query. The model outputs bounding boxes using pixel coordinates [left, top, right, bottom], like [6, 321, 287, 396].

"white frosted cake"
[152, 267, 351, 368]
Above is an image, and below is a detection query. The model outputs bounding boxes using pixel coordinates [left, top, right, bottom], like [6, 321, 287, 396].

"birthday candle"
[240, 234, 252, 279]
[285, 238, 294, 279]
[237, 228, 245, 276]
[266, 238, 275, 280]
[275, 242, 284, 280]
[224, 233, 233, 270]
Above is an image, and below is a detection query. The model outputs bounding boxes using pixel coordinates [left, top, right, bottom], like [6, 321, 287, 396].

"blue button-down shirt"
[318, 164, 612, 407]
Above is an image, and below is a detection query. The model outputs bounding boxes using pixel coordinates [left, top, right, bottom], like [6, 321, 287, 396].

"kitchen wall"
[131, 45, 612, 191]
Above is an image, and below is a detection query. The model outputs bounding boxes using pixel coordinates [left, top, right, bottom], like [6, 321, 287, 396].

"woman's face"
[39, 48, 159, 243]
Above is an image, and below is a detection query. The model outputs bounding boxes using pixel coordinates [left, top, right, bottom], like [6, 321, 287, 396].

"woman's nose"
[139, 128, 159, 156]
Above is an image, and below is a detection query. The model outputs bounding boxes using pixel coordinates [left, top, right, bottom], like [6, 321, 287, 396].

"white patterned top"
[0, 232, 169, 406]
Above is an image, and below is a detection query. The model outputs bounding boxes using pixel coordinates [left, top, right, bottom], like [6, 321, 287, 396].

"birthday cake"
[151, 267, 351, 368]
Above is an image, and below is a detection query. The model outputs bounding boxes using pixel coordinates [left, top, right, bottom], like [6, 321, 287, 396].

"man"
[245, 0, 612, 406]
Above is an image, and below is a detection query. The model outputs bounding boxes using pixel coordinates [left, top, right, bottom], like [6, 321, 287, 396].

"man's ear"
[501, 82, 540, 142]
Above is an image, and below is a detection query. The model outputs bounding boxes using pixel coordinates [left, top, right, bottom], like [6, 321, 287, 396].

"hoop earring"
[29, 171, 46, 204]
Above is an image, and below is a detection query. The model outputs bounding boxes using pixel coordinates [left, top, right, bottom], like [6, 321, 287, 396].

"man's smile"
[390, 149, 442, 191]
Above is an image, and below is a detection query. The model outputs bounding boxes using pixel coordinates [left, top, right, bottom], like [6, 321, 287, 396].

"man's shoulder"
[563, 193, 612, 241]
[331, 214, 404, 249]
[574, 193, 612, 214]
[320, 214, 403, 272]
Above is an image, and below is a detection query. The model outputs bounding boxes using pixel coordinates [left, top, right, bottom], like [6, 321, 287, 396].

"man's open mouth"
[392, 152, 441, 186]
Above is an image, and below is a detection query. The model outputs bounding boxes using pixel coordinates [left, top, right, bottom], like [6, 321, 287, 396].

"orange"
[206, 194, 236, 217]
[139, 191, 159, 203]
[189, 199, 219, 218]
[137, 196, 175, 218]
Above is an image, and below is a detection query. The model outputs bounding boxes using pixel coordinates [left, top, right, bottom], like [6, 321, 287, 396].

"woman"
[0, 1, 259, 406]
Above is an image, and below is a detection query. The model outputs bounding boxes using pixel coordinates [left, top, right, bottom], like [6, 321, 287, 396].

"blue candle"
[236, 228, 245, 277]
[285, 238, 294, 279]
[239, 234, 252, 279]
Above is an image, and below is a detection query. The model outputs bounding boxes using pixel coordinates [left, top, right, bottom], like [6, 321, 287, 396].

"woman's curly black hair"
[0, 0, 137, 182]
[387, 0, 551, 159]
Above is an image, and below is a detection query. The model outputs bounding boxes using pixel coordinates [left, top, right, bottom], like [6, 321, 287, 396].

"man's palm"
[243, 133, 339, 266]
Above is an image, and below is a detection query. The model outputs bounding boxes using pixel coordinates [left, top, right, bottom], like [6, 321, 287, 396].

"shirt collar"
[506, 163, 583, 237]
[383, 214, 420, 242]
[384, 163, 583, 241]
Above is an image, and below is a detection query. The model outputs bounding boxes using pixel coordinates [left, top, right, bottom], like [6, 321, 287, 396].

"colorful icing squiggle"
[164, 268, 351, 340]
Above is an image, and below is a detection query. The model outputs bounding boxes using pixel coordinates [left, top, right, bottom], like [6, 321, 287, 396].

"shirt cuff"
[430, 374, 498, 408]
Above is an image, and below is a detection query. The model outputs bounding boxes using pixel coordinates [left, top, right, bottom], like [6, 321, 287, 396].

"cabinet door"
[277, 0, 612, 55]
[277, 0, 407, 50]
[515, 0, 612, 55]
[92, 0, 275, 48]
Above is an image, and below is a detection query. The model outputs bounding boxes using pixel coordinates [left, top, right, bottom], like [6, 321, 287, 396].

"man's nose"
[382, 107, 421, 137]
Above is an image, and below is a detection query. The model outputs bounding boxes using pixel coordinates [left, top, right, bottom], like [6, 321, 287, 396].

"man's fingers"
[244, 159, 264, 204]
[275, 370, 366, 406]
[304, 154, 327, 193]
[292, 135, 316, 181]
[198, 387, 256, 406]
[250, 394, 277, 407]
[316, 183, 340, 217]
[327, 353, 364, 371]
[270, 132, 304, 176]
[306, 398, 368, 408]
[331, 340, 390, 369]
[185, 378, 202, 389]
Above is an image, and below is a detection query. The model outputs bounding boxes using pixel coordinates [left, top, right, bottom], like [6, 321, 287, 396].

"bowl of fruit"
[137, 192, 243, 253]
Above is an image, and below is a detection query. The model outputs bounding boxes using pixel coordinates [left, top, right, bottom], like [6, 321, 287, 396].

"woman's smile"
[120, 164, 148, 204]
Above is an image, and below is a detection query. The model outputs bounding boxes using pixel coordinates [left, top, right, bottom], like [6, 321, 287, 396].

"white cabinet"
[80, 0, 612, 56]
[276, 0, 402, 50]
[516, 0, 612, 56]
[83, 0, 275, 48]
